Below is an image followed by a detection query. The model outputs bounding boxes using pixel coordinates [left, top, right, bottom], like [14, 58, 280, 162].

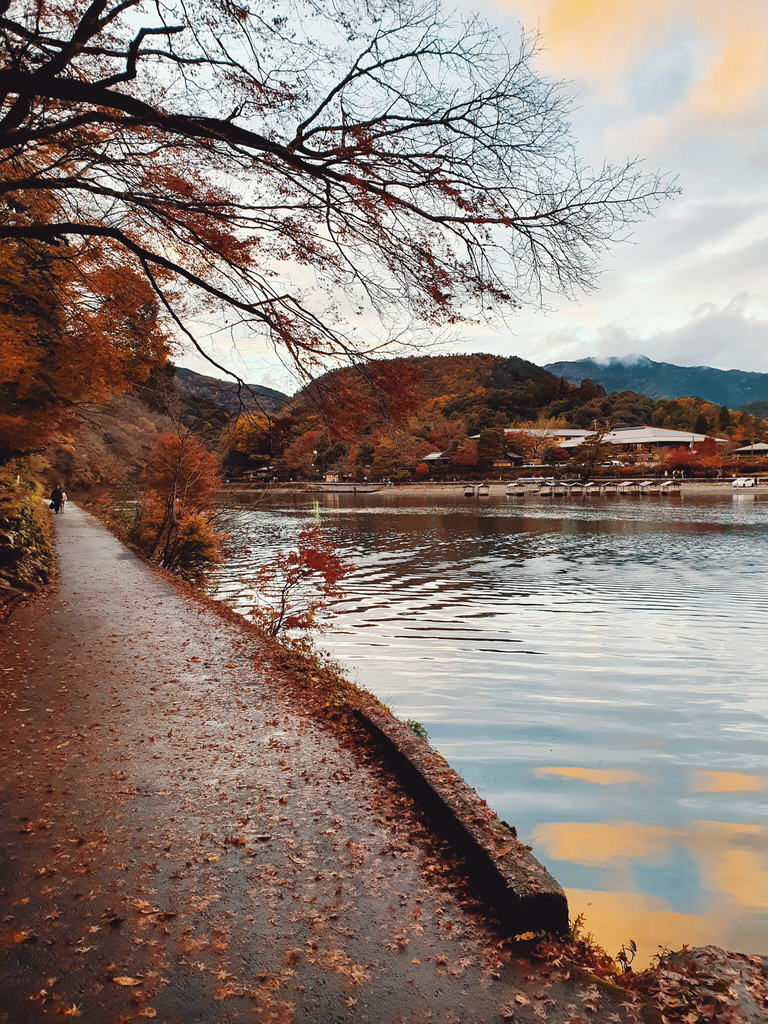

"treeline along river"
[210, 487, 768, 965]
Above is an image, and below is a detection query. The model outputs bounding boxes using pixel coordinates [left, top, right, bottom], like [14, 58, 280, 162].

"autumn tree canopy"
[1, 0, 675, 399]
[131, 429, 223, 581]
[0, 192, 170, 453]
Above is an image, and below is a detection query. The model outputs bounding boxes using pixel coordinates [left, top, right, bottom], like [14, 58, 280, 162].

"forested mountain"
[225, 353, 768, 481]
[544, 356, 768, 408]
[174, 367, 288, 417]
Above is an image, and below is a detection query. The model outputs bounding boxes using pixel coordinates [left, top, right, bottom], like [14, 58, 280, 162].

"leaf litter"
[2, 515, 765, 1022]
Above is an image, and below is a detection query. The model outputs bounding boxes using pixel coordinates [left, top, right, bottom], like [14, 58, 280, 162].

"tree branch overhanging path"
[0, 0, 677, 385]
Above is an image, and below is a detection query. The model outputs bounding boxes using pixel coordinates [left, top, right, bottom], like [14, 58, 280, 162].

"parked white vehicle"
[732, 476, 757, 488]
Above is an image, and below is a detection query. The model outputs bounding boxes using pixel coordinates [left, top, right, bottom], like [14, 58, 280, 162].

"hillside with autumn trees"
[1, 0, 681, 602]
[14, 348, 768, 526]
[222, 353, 768, 482]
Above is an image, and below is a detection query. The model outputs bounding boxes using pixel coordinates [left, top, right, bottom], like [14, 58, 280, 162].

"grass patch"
[262, 636, 389, 722]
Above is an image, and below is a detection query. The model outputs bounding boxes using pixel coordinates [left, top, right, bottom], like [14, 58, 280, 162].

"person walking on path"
[0, 505, 655, 1023]
[49, 483, 64, 512]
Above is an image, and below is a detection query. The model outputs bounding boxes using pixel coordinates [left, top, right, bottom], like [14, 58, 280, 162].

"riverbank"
[2, 506, 766, 1022]
[228, 479, 761, 500]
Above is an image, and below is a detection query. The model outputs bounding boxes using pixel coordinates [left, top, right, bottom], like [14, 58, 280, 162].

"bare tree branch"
[0, 0, 678, 380]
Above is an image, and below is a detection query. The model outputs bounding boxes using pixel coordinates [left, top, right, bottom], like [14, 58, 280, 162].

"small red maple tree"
[246, 525, 348, 638]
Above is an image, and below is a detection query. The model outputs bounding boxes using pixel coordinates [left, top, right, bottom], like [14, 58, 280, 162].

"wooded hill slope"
[45, 365, 287, 494]
[226, 353, 768, 480]
[46, 354, 768, 490]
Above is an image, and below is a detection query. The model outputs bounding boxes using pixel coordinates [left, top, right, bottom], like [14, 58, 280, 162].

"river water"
[210, 487, 768, 965]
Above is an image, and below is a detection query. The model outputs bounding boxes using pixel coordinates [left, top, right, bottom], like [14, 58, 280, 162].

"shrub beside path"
[0, 505, 706, 1021]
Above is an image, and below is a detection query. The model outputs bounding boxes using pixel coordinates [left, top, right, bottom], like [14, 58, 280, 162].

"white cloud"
[174, 0, 768, 386]
[639, 295, 768, 372]
[496, 293, 768, 374]
[467, 0, 768, 376]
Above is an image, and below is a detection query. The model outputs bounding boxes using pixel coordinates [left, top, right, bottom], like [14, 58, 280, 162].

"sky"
[178, 0, 768, 393]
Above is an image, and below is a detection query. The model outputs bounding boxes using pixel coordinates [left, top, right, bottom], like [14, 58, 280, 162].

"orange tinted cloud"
[499, 0, 768, 120]
[504, 0, 674, 85]
[682, 25, 768, 120]
[535, 766, 652, 786]
[690, 770, 764, 793]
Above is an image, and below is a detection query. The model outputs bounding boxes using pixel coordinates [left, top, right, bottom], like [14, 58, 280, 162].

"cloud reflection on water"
[536, 816, 768, 963]
[536, 820, 679, 866]
[212, 491, 768, 963]
[535, 766, 653, 786]
[691, 770, 766, 793]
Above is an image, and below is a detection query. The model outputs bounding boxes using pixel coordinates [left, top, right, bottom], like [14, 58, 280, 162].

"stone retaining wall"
[354, 706, 569, 936]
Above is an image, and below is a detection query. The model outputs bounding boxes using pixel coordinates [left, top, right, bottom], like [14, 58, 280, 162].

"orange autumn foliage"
[0, 191, 171, 456]
[131, 432, 223, 582]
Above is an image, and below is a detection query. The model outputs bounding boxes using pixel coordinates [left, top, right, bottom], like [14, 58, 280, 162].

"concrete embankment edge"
[67, 503, 569, 938]
[353, 706, 569, 937]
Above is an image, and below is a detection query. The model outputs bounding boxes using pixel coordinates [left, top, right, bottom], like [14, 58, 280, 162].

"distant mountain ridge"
[174, 366, 288, 415]
[544, 356, 768, 408]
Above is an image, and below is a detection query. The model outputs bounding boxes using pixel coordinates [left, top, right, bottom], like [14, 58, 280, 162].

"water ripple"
[210, 491, 768, 962]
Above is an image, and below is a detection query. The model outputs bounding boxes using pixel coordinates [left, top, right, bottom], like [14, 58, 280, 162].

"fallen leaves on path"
[2, 549, 721, 1024]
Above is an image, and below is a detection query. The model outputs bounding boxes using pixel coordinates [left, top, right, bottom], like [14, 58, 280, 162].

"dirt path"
[0, 505, 649, 1023]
